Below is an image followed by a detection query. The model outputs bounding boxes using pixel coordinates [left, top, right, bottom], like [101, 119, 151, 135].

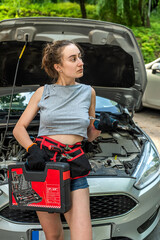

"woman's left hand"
[87, 125, 101, 142]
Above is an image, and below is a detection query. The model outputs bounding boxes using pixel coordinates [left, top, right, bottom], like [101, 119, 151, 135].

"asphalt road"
[133, 107, 160, 240]
[134, 107, 160, 153]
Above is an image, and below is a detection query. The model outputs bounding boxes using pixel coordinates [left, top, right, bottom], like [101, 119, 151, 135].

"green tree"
[69, 0, 98, 4]
[80, 0, 87, 18]
[97, 0, 118, 23]
[67, 0, 88, 18]
[97, 0, 157, 27]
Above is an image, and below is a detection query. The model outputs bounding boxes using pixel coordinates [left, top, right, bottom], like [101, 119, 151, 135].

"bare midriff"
[46, 134, 84, 145]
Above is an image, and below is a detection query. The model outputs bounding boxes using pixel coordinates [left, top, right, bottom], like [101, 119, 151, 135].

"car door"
[143, 61, 160, 108]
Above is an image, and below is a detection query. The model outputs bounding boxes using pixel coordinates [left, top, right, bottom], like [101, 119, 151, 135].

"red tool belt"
[34, 136, 91, 179]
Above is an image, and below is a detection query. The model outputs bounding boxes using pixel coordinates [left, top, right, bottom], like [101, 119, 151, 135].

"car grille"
[0, 195, 137, 223]
[90, 194, 137, 218]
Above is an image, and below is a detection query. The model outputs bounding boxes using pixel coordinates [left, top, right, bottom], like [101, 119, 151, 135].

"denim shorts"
[70, 176, 89, 191]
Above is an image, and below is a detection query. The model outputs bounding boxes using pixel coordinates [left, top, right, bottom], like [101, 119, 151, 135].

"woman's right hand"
[27, 144, 48, 170]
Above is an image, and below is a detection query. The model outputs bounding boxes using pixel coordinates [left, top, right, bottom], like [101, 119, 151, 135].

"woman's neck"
[56, 77, 76, 86]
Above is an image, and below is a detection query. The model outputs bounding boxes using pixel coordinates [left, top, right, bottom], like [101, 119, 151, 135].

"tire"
[135, 101, 143, 112]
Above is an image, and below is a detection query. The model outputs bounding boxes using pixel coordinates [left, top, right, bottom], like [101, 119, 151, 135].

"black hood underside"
[0, 41, 134, 88]
[0, 17, 147, 109]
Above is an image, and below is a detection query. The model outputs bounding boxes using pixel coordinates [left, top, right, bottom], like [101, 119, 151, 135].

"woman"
[13, 40, 100, 240]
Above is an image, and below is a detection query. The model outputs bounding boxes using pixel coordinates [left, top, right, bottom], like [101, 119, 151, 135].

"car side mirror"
[151, 63, 160, 74]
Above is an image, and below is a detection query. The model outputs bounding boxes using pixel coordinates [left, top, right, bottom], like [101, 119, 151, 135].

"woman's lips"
[77, 69, 83, 73]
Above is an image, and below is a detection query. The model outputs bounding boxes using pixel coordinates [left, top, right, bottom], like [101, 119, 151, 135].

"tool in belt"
[35, 136, 91, 179]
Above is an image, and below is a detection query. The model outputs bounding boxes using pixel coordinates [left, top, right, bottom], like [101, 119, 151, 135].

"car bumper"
[0, 175, 160, 240]
[89, 176, 160, 240]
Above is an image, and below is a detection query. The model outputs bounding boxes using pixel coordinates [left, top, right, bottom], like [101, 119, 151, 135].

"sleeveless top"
[37, 83, 92, 139]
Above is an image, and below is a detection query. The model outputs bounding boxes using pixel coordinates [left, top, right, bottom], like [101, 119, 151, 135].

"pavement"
[134, 107, 160, 153]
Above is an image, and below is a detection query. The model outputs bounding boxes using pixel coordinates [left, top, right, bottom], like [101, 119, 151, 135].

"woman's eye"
[70, 56, 83, 62]
[71, 57, 76, 62]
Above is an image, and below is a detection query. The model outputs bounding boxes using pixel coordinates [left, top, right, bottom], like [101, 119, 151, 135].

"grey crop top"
[37, 83, 92, 139]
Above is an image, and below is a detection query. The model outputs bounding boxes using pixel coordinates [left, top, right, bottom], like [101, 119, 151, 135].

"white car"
[139, 58, 160, 111]
[0, 17, 160, 240]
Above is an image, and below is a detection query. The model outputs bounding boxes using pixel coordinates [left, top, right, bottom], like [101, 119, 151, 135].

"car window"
[96, 96, 122, 114]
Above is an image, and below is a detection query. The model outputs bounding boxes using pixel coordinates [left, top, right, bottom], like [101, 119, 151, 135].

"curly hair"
[41, 40, 83, 80]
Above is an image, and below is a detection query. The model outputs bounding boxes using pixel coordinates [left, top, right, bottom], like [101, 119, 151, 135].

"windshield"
[0, 92, 122, 116]
[0, 92, 34, 113]
[96, 96, 122, 114]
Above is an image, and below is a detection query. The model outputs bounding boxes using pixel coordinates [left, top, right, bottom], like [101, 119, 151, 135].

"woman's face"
[56, 44, 84, 80]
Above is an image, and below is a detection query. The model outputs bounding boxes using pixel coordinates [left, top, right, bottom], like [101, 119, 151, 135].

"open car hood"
[0, 17, 147, 110]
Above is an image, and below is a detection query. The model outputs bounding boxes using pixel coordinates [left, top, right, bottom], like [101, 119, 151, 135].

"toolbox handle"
[23, 163, 48, 181]
[9, 162, 70, 182]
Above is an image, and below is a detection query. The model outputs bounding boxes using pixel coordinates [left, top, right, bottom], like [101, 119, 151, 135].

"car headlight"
[133, 141, 160, 190]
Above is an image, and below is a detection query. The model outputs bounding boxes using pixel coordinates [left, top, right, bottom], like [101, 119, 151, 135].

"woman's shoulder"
[91, 86, 95, 95]
[79, 83, 92, 90]
[81, 84, 95, 94]
[32, 86, 44, 102]
[35, 86, 44, 96]
[35, 84, 53, 96]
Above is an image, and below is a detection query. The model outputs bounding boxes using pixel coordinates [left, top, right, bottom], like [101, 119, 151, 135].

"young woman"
[13, 40, 100, 240]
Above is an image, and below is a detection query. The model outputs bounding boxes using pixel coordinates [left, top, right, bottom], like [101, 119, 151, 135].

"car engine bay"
[83, 112, 145, 177]
[0, 110, 147, 185]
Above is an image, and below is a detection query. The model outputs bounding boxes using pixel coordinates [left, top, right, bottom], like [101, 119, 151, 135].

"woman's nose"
[78, 58, 84, 65]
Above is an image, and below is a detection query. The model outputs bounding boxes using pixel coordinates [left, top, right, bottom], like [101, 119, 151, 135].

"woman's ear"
[54, 64, 61, 73]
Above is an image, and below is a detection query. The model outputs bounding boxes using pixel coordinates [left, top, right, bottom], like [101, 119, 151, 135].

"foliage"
[69, 0, 98, 4]
[97, 0, 157, 27]
[131, 4, 160, 63]
[132, 27, 160, 62]
[0, 0, 159, 63]
[0, 2, 99, 19]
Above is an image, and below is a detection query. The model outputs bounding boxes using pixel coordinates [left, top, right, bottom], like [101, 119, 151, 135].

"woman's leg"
[36, 211, 64, 240]
[64, 188, 92, 240]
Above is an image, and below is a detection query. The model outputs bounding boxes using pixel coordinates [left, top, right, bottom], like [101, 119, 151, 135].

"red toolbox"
[8, 162, 71, 213]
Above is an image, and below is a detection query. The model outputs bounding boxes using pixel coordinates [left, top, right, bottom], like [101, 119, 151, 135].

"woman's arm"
[87, 88, 101, 142]
[13, 86, 44, 150]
